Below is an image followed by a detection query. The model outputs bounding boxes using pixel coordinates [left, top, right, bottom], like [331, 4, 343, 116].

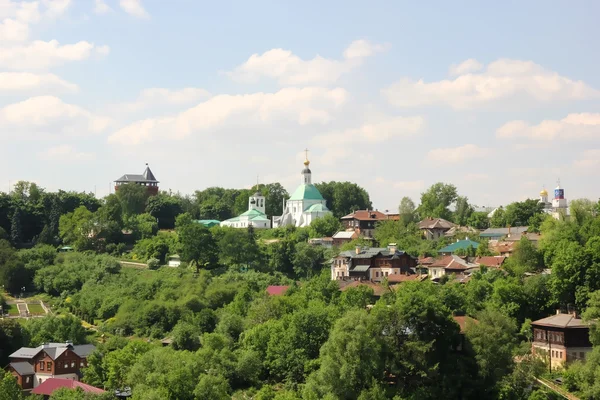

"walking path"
[120, 260, 148, 269]
[535, 377, 579, 400]
[17, 302, 29, 318]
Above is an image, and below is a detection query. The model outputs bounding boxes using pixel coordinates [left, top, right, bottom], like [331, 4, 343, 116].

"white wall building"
[221, 189, 271, 229]
[273, 154, 332, 228]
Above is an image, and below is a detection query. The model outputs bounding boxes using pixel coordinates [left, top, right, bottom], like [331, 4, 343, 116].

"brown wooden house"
[6, 342, 95, 391]
[330, 244, 417, 282]
[531, 311, 592, 369]
[340, 210, 399, 238]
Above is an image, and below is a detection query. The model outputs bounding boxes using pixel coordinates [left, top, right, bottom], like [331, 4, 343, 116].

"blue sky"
[2, 0, 599, 211]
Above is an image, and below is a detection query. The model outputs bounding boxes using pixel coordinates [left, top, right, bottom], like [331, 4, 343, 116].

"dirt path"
[17, 303, 29, 318]
[120, 261, 148, 269]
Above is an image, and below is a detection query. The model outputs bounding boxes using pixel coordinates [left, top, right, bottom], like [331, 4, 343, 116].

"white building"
[539, 181, 569, 220]
[220, 188, 271, 229]
[273, 154, 332, 228]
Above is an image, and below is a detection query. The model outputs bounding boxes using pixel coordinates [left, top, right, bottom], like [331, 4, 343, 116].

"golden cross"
[304, 148, 309, 161]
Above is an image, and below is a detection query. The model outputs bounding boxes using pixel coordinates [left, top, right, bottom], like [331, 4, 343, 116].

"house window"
[80, 360, 85, 367]
[64, 362, 69, 368]
[25, 377, 30, 383]
[551, 350, 555, 357]
[385, 272, 389, 277]
[71, 361, 76, 368]
[47, 362, 52, 370]
[560, 352, 563, 358]
[39, 361, 44, 371]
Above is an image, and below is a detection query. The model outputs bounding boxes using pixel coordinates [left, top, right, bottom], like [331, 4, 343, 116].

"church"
[220, 188, 271, 229]
[273, 152, 332, 228]
[539, 181, 569, 220]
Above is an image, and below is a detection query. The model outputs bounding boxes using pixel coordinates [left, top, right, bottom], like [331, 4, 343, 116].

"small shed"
[167, 255, 181, 267]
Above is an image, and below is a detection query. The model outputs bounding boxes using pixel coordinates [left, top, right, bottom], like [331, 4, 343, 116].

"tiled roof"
[418, 257, 434, 265]
[341, 210, 398, 221]
[115, 165, 158, 184]
[418, 218, 456, 230]
[266, 285, 290, 296]
[31, 378, 105, 395]
[475, 256, 506, 267]
[429, 255, 478, 270]
[480, 226, 529, 237]
[532, 313, 588, 329]
[339, 247, 408, 260]
[387, 274, 427, 283]
[9, 362, 34, 376]
[438, 239, 480, 254]
[10, 343, 95, 360]
[453, 315, 479, 334]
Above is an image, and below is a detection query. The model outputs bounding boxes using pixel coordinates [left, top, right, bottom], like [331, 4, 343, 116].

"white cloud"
[383, 59, 598, 109]
[316, 116, 425, 147]
[464, 173, 489, 181]
[109, 87, 348, 145]
[42, 0, 71, 18]
[118, 87, 211, 112]
[497, 113, 600, 141]
[94, 0, 112, 14]
[0, 72, 78, 92]
[573, 149, 600, 170]
[39, 144, 95, 161]
[0, 39, 109, 70]
[0, 17, 28, 41]
[0, 96, 110, 136]
[225, 39, 389, 85]
[119, 0, 148, 18]
[449, 58, 483, 76]
[426, 144, 490, 164]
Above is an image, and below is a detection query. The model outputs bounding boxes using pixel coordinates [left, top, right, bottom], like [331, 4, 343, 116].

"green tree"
[314, 182, 372, 218]
[146, 193, 183, 229]
[398, 196, 417, 225]
[58, 206, 95, 250]
[453, 195, 473, 226]
[304, 310, 382, 399]
[292, 242, 325, 278]
[466, 309, 517, 393]
[171, 321, 201, 351]
[0, 370, 24, 400]
[10, 209, 22, 244]
[466, 211, 489, 229]
[418, 182, 458, 220]
[24, 315, 87, 346]
[194, 374, 230, 400]
[115, 183, 149, 217]
[308, 213, 342, 238]
[215, 226, 260, 267]
[178, 224, 218, 272]
[490, 207, 506, 228]
[504, 199, 544, 227]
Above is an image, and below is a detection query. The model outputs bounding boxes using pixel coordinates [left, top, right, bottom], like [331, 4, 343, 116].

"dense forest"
[1, 181, 600, 399]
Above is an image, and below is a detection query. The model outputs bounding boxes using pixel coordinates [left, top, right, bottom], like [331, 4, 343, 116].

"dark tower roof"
[115, 164, 159, 183]
[143, 165, 157, 181]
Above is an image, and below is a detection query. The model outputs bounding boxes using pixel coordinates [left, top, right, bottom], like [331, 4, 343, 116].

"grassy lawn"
[6, 304, 19, 316]
[27, 303, 45, 315]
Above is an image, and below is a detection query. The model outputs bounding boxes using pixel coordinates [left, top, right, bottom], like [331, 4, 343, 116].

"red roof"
[475, 256, 506, 267]
[31, 378, 105, 395]
[341, 210, 398, 221]
[453, 316, 479, 334]
[266, 285, 290, 296]
[387, 274, 427, 283]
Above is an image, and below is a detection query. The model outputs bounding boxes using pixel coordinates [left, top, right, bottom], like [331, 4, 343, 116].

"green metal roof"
[222, 208, 270, 223]
[193, 220, 221, 227]
[305, 203, 329, 212]
[289, 184, 325, 201]
[438, 239, 480, 253]
[351, 264, 371, 272]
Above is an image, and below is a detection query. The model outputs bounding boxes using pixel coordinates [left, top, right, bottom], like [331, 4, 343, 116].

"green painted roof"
[305, 203, 329, 212]
[289, 184, 325, 201]
[438, 239, 480, 253]
[223, 208, 270, 223]
[193, 219, 221, 227]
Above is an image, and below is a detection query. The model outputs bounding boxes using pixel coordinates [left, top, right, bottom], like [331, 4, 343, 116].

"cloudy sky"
[2, 0, 599, 211]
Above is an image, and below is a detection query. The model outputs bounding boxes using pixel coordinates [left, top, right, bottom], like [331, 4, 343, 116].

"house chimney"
[388, 243, 397, 253]
[355, 246, 361, 255]
[42, 343, 49, 348]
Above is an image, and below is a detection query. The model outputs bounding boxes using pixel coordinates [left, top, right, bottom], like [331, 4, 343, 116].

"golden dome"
[540, 188, 548, 196]
[304, 159, 310, 166]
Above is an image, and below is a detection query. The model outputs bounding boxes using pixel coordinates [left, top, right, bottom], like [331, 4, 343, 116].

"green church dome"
[289, 184, 325, 201]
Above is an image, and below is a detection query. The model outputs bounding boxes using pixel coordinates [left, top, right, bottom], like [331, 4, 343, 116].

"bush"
[147, 258, 160, 270]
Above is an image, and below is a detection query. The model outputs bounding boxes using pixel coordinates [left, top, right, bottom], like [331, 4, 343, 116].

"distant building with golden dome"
[273, 150, 332, 228]
[539, 181, 569, 220]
